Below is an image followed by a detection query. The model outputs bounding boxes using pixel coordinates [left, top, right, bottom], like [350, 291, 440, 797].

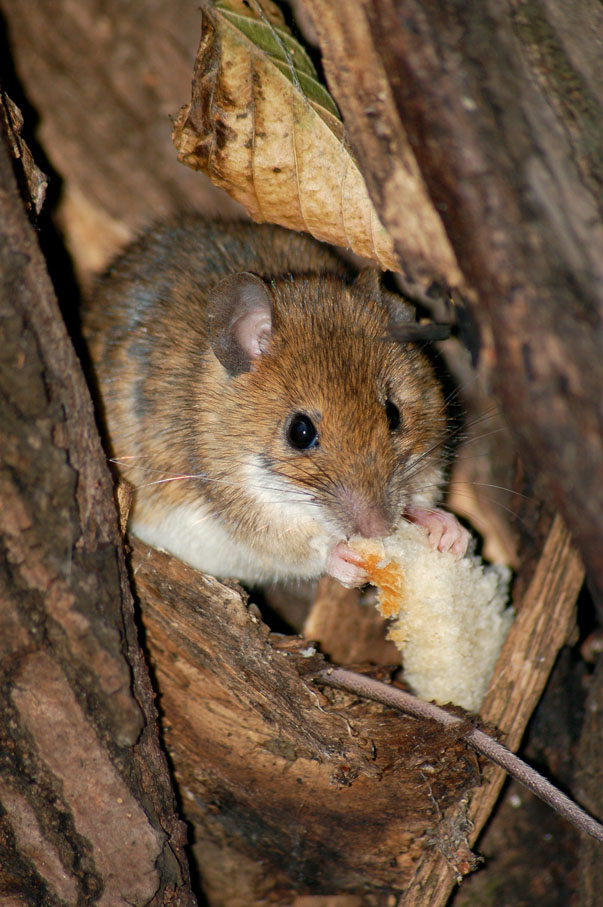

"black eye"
[287, 413, 319, 450]
[385, 399, 400, 432]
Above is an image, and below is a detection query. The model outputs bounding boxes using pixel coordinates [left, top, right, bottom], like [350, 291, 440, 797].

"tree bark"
[130, 513, 584, 906]
[131, 540, 484, 905]
[0, 0, 601, 904]
[304, 0, 603, 616]
[302, 4, 603, 901]
[0, 109, 195, 906]
[0, 0, 242, 283]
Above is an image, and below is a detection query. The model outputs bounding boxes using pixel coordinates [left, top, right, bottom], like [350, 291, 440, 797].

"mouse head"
[205, 268, 447, 543]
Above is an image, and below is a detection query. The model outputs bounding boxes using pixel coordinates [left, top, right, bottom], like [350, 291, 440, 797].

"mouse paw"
[406, 506, 471, 557]
[327, 541, 368, 588]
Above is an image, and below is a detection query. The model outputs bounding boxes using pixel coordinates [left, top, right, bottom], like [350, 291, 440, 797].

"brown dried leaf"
[172, 0, 401, 271]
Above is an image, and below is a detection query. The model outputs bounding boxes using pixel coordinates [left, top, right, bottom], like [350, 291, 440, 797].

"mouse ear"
[354, 269, 417, 335]
[353, 268, 382, 297]
[207, 272, 273, 376]
[381, 288, 416, 326]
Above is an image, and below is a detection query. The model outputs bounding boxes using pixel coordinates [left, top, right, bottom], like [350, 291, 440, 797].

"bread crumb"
[351, 523, 513, 712]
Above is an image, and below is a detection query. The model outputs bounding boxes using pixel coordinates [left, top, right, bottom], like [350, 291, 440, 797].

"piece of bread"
[351, 524, 513, 712]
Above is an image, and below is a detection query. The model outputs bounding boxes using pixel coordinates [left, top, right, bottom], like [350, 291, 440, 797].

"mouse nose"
[355, 507, 390, 539]
[344, 492, 391, 539]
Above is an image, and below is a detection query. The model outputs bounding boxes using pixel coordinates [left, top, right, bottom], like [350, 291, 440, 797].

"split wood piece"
[0, 109, 194, 906]
[401, 514, 584, 906]
[303, 578, 400, 667]
[132, 539, 483, 906]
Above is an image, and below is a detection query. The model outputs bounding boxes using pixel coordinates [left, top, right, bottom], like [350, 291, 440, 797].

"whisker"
[136, 474, 208, 489]
[455, 427, 508, 447]
[190, 512, 216, 528]
[112, 454, 321, 503]
[411, 484, 526, 523]
[447, 493, 526, 524]
[447, 481, 533, 501]
[444, 421, 504, 453]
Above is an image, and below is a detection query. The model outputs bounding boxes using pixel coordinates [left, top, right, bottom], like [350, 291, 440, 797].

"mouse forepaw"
[327, 541, 368, 588]
[406, 506, 471, 557]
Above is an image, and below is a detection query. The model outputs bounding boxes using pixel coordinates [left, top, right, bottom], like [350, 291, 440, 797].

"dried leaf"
[172, 0, 401, 271]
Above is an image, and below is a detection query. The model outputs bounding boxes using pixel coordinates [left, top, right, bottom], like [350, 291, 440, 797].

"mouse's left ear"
[354, 269, 416, 332]
[353, 268, 382, 298]
[207, 272, 273, 376]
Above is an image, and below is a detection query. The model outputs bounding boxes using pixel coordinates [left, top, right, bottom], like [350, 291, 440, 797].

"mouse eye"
[287, 414, 319, 450]
[385, 399, 401, 432]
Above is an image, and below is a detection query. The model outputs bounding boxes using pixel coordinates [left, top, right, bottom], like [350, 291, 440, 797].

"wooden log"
[0, 108, 194, 907]
[131, 508, 583, 904]
[304, 0, 603, 616]
[1, 0, 598, 902]
[0, 0, 242, 282]
[132, 539, 483, 905]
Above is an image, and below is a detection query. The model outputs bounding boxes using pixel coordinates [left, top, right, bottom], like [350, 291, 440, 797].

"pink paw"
[406, 506, 471, 557]
[327, 541, 368, 588]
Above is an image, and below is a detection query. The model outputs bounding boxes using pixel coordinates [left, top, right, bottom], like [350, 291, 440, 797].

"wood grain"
[402, 515, 584, 905]
[0, 108, 194, 905]
[132, 540, 482, 904]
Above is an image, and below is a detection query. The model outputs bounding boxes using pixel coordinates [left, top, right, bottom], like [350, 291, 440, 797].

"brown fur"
[83, 217, 447, 581]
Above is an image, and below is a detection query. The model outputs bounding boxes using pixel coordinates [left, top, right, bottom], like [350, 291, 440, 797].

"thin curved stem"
[315, 666, 603, 844]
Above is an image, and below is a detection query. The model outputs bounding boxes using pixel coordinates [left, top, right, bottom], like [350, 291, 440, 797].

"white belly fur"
[130, 500, 331, 584]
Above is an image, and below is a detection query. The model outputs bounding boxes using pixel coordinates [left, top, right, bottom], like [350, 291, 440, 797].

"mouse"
[82, 216, 469, 588]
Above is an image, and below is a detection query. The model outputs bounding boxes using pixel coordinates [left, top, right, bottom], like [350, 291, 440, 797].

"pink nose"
[346, 494, 391, 539]
[355, 507, 390, 539]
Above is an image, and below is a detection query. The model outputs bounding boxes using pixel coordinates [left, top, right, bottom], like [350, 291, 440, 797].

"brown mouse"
[83, 216, 469, 587]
